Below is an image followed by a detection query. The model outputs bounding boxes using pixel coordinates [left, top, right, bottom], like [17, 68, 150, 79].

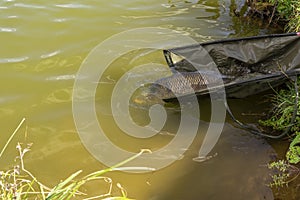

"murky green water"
[0, 0, 292, 199]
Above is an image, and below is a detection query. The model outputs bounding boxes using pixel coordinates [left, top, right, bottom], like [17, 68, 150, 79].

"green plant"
[1, 141, 141, 200]
[1, 118, 149, 199]
[247, 0, 300, 31]
[259, 76, 300, 186]
[286, 133, 300, 164]
[268, 0, 293, 18]
[267, 0, 300, 31]
[259, 77, 300, 133]
[268, 159, 299, 187]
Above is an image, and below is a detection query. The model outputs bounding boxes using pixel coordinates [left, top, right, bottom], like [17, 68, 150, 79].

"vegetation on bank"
[259, 77, 300, 187]
[232, 0, 300, 187]
[269, 0, 300, 31]
[0, 118, 142, 200]
[247, 0, 300, 31]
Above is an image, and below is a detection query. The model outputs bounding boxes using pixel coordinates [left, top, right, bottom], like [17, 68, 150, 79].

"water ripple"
[46, 74, 76, 81]
[0, 27, 16, 32]
[7, 15, 18, 19]
[40, 50, 61, 59]
[13, 3, 46, 9]
[0, 56, 28, 63]
[55, 3, 92, 9]
[44, 88, 73, 104]
[122, 8, 189, 19]
[52, 18, 69, 23]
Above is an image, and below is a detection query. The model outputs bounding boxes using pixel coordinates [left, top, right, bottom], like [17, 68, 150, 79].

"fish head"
[131, 84, 165, 107]
[148, 83, 177, 100]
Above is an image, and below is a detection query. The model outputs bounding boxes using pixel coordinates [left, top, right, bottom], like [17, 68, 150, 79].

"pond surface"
[0, 0, 292, 199]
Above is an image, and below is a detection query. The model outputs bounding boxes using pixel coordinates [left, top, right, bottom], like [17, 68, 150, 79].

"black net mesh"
[163, 32, 300, 98]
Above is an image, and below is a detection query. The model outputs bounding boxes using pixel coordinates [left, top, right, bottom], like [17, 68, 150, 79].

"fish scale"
[150, 71, 229, 99]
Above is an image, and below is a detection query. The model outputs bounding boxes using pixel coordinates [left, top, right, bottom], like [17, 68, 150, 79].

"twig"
[0, 118, 26, 159]
[16, 143, 52, 192]
[268, 2, 277, 26]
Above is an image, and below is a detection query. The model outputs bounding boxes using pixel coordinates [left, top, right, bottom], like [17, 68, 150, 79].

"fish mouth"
[131, 86, 165, 107]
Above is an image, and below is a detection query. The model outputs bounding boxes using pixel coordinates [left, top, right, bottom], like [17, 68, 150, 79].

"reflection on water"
[0, 0, 285, 199]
